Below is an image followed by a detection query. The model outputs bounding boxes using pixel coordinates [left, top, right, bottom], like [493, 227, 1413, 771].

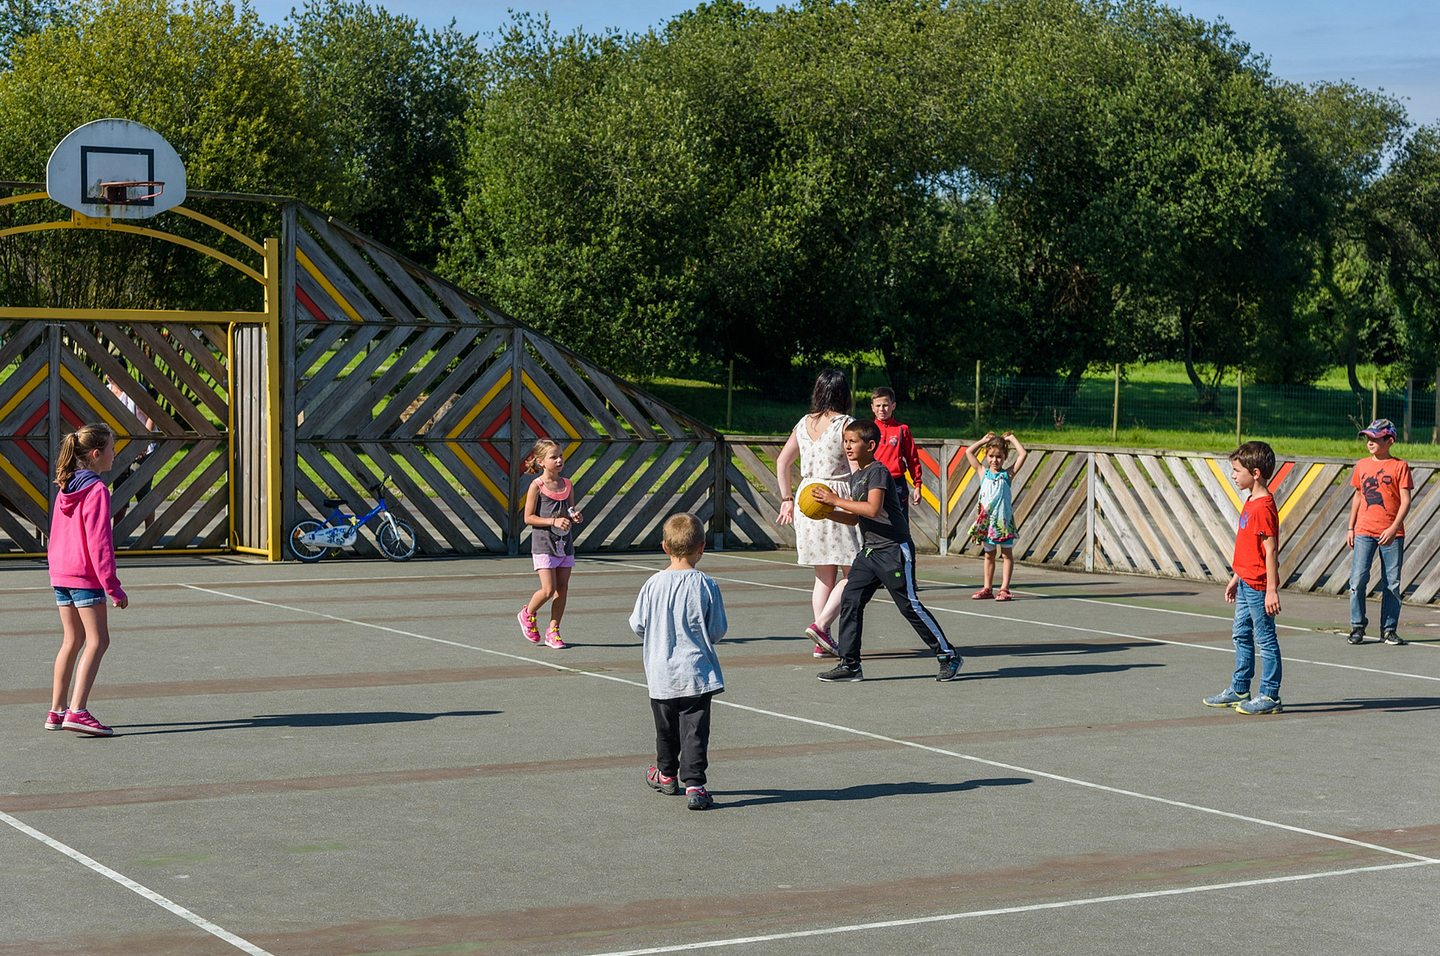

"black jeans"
[651, 692, 714, 788]
[835, 542, 955, 669]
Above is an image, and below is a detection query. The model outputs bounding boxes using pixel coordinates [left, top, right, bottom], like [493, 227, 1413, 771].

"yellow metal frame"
[0, 193, 283, 560]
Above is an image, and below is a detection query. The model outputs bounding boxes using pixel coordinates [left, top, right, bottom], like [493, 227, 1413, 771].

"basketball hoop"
[99, 180, 164, 203]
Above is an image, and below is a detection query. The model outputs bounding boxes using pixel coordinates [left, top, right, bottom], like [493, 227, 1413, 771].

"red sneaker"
[44, 709, 66, 731]
[62, 709, 113, 737]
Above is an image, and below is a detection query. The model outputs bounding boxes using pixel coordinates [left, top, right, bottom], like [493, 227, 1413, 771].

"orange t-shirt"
[1350, 457, 1413, 538]
[1232, 494, 1278, 591]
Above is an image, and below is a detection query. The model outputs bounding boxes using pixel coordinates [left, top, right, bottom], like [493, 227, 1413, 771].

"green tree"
[1366, 125, 1440, 379]
[291, 0, 479, 266]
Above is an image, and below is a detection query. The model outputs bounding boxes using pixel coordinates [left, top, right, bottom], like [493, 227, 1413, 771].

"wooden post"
[1084, 452, 1095, 572]
[279, 202, 299, 555]
[1111, 363, 1120, 440]
[974, 359, 981, 434]
[726, 359, 734, 431]
[47, 323, 61, 539]
[507, 326, 526, 554]
[1433, 366, 1439, 444]
[1372, 373, 1378, 424]
[851, 361, 858, 400]
[1404, 376, 1413, 444]
[712, 434, 727, 551]
[1235, 369, 1243, 445]
[938, 441, 951, 556]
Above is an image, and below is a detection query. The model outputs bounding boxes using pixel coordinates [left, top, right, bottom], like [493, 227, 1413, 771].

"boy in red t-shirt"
[1346, 419, 1413, 646]
[869, 387, 923, 526]
[1203, 441, 1283, 715]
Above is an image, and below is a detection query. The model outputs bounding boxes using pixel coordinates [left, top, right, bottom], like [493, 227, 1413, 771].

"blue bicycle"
[288, 474, 418, 562]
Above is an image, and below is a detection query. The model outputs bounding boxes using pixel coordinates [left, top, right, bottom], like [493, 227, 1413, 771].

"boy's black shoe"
[686, 787, 714, 810]
[646, 766, 679, 795]
[1383, 631, 1406, 645]
[936, 654, 963, 682]
[1347, 627, 1365, 645]
[817, 663, 864, 682]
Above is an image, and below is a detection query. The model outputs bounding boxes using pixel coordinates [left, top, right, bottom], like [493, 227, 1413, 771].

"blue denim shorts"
[54, 586, 106, 608]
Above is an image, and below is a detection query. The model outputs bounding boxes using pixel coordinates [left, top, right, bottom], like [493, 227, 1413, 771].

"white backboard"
[46, 119, 187, 220]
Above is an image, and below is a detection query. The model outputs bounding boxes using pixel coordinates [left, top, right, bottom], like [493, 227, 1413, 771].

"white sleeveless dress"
[792, 414, 864, 567]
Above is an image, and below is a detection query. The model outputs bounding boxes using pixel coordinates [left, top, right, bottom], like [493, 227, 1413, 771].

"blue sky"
[253, 1, 1440, 129]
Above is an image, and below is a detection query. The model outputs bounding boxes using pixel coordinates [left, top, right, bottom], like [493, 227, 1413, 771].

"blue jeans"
[1231, 580, 1281, 699]
[54, 586, 106, 608]
[1350, 534, 1403, 634]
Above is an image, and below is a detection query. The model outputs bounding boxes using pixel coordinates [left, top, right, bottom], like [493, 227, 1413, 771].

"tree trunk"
[1181, 303, 1204, 394]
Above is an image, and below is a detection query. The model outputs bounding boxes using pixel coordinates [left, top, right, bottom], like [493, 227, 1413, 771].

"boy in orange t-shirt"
[1203, 441, 1283, 715]
[1347, 419, 1413, 646]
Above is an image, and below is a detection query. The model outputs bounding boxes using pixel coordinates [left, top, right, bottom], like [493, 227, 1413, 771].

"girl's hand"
[570, 510, 583, 524]
[777, 498, 794, 526]
[114, 596, 129, 610]
[553, 517, 572, 533]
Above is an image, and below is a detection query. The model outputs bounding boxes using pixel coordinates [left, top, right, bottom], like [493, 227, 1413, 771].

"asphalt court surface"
[3, 549, 1439, 955]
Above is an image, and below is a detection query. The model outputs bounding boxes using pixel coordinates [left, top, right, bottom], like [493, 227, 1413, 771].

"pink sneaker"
[544, 625, 566, 649]
[517, 606, 542, 643]
[62, 709, 113, 737]
[44, 709, 66, 731]
[805, 622, 839, 656]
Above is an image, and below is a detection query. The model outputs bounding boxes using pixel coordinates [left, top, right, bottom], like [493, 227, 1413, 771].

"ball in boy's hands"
[797, 481, 835, 520]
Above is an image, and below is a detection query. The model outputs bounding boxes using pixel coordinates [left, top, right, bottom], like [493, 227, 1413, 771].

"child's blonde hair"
[55, 423, 115, 488]
[524, 438, 563, 475]
[663, 513, 705, 557]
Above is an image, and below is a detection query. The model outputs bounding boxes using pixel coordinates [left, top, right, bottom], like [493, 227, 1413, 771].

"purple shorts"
[533, 553, 576, 570]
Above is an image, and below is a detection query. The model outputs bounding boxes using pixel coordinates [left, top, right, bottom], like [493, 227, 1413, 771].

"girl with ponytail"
[46, 423, 128, 736]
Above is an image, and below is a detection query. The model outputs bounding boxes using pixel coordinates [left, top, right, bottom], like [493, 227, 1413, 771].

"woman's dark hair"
[809, 368, 852, 416]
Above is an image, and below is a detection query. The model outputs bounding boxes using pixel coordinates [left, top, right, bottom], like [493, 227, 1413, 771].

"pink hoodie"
[48, 475, 126, 603]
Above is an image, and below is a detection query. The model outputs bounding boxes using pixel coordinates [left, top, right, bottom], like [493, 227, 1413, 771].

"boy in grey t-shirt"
[629, 513, 727, 810]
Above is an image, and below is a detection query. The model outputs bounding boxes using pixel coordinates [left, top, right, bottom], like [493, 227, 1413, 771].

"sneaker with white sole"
[1383, 631, 1406, 645]
[936, 655, 963, 682]
[518, 606, 541, 643]
[817, 663, 863, 682]
[1203, 688, 1249, 708]
[62, 709, 113, 736]
[543, 625, 566, 649]
[44, 709, 66, 731]
[1235, 694, 1282, 715]
[686, 786, 714, 810]
[806, 622, 839, 656]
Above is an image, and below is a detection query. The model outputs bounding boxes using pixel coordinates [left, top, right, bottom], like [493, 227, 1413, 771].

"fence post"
[974, 359, 980, 434]
[1372, 373, 1378, 424]
[726, 359, 733, 431]
[1433, 366, 1439, 444]
[1111, 364, 1120, 440]
[507, 326, 525, 555]
[1085, 452, 1095, 572]
[712, 434, 728, 551]
[1404, 377, 1413, 444]
[938, 441, 950, 556]
[1236, 369, 1243, 445]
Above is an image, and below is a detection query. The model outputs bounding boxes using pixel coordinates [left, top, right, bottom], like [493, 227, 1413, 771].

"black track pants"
[835, 542, 954, 669]
[651, 692, 714, 788]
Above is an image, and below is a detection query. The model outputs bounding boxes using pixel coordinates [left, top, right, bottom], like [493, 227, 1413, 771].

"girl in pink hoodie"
[47, 423, 128, 737]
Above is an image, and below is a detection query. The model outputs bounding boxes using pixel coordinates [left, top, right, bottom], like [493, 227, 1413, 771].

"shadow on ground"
[718, 777, 1032, 808]
[117, 710, 499, 736]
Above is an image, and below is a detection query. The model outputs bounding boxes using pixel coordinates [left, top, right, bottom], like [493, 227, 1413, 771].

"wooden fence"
[726, 438, 1440, 605]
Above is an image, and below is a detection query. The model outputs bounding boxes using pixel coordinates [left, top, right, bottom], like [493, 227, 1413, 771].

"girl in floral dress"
[775, 370, 864, 656]
[963, 432, 1028, 601]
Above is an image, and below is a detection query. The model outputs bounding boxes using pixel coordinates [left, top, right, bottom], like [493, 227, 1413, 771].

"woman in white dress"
[775, 369, 864, 657]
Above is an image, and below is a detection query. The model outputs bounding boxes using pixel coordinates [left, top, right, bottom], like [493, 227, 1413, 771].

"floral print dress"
[792, 414, 864, 566]
[968, 467, 1019, 547]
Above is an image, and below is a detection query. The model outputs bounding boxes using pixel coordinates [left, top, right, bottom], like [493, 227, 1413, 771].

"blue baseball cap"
[1359, 419, 1397, 440]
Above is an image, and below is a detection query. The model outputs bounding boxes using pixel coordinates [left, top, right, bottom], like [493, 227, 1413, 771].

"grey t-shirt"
[848, 460, 910, 548]
[629, 568, 727, 699]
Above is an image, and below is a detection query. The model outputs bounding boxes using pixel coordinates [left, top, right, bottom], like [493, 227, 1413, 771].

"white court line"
[0, 810, 274, 956]
[656, 560, 1440, 684]
[0, 565, 644, 594]
[181, 582, 1438, 867]
[579, 859, 1439, 956]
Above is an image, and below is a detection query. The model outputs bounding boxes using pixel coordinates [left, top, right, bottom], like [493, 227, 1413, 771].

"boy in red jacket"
[870, 387, 923, 527]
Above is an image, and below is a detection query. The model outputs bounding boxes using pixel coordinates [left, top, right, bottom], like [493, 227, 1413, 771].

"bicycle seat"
[322, 497, 347, 508]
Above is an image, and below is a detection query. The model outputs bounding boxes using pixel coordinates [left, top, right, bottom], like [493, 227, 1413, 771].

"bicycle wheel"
[288, 520, 327, 562]
[378, 520, 418, 561]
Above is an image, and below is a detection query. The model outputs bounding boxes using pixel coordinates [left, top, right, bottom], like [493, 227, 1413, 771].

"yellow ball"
[796, 480, 837, 520]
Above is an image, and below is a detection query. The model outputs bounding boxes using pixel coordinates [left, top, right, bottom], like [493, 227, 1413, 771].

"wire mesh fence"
[651, 362, 1440, 443]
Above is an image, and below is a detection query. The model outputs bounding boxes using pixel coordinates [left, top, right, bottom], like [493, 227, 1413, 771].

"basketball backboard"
[45, 119, 187, 220]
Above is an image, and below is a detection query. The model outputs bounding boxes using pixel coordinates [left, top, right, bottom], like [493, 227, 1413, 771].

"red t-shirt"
[1232, 494, 1278, 591]
[1350, 457, 1413, 538]
[873, 417, 922, 485]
